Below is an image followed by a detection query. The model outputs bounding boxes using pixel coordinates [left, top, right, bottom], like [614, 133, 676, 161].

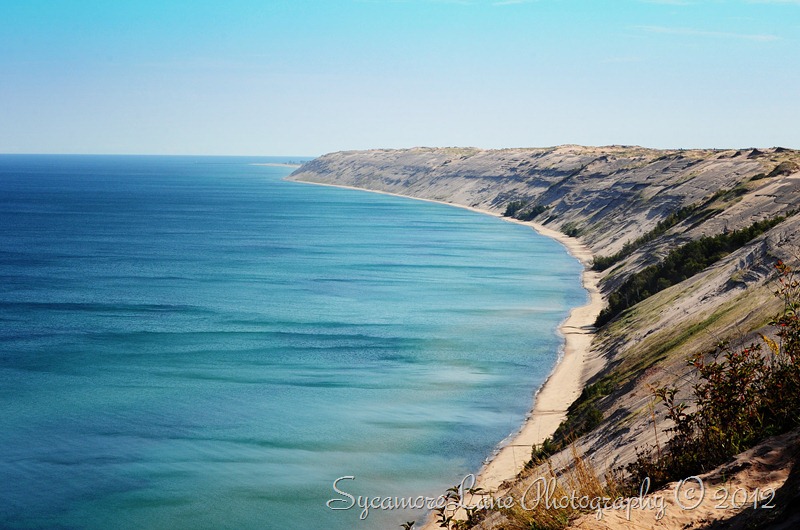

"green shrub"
[627, 260, 800, 488]
[503, 200, 526, 217]
[561, 222, 581, 238]
[527, 378, 615, 462]
[503, 201, 548, 221]
[517, 204, 548, 221]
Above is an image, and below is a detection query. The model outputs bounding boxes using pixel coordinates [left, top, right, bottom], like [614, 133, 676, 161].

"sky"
[0, 0, 798, 156]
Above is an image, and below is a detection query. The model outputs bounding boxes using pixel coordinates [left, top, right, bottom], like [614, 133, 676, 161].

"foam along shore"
[284, 179, 604, 506]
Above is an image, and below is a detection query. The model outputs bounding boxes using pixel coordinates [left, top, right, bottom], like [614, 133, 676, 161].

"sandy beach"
[285, 179, 605, 511]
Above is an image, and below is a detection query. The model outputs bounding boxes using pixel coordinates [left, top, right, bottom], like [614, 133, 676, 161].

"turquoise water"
[0, 155, 585, 529]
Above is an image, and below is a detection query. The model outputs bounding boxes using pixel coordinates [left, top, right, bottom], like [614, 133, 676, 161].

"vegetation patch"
[611, 304, 734, 385]
[706, 183, 750, 204]
[503, 446, 626, 530]
[595, 215, 788, 327]
[529, 376, 617, 461]
[503, 200, 527, 218]
[627, 261, 800, 488]
[767, 160, 799, 178]
[592, 204, 698, 270]
[502, 200, 549, 221]
[561, 222, 581, 238]
[592, 182, 772, 272]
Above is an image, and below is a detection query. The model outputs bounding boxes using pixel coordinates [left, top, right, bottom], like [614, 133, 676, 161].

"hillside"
[288, 145, 800, 529]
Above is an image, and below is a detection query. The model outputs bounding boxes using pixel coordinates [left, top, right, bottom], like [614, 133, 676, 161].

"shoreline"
[284, 178, 604, 523]
[475, 221, 603, 493]
[251, 162, 303, 168]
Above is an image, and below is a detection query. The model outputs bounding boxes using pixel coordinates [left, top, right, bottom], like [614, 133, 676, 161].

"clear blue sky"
[1, 0, 798, 155]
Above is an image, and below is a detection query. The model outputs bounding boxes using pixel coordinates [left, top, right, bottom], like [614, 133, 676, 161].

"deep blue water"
[0, 155, 585, 529]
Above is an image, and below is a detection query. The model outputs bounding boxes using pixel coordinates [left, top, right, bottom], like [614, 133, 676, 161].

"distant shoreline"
[284, 178, 603, 519]
[251, 162, 303, 168]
